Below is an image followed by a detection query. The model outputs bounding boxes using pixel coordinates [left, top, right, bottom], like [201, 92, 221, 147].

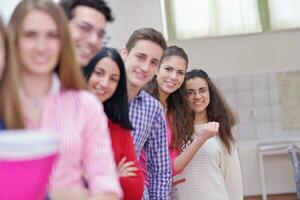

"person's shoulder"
[109, 121, 132, 142]
[109, 121, 131, 134]
[64, 89, 98, 102]
[61, 90, 103, 111]
[140, 91, 162, 109]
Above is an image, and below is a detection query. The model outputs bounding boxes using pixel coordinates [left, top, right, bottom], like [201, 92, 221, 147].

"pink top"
[22, 74, 122, 197]
[166, 118, 181, 176]
[140, 116, 180, 183]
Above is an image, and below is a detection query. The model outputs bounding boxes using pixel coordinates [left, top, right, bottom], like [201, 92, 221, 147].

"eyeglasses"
[72, 20, 110, 44]
[187, 88, 208, 97]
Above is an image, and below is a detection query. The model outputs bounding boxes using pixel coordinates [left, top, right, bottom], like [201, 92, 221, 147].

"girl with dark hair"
[84, 47, 144, 200]
[177, 69, 243, 200]
[144, 46, 219, 199]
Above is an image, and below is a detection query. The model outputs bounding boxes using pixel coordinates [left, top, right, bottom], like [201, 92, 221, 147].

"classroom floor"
[244, 193, 297, 200]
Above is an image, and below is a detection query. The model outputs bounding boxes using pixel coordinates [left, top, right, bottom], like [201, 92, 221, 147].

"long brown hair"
[0, 17, 24, 129]
[185, 69, 236, 153]
[144, 46, 194, 152]
[8, 0, 85, 90]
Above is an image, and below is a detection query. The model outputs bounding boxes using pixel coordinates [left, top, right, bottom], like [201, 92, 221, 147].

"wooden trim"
[244, 193, 297, 200]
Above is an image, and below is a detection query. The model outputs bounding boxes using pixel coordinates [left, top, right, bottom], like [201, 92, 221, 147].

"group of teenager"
[0, 0, 243, 199]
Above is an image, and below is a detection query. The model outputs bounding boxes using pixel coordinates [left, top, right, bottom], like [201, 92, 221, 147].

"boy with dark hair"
[59, 0, 114, 67]
[121, 27, 172, 200]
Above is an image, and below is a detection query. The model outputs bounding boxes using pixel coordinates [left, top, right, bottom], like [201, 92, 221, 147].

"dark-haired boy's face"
[121, 40, 163, 91]
[69, 5, 107, 66]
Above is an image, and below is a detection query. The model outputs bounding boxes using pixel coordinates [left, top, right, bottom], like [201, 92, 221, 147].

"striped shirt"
[22, 74, 122, 197]
[129, 90, 172, 200]
[177, 124, 243, 200]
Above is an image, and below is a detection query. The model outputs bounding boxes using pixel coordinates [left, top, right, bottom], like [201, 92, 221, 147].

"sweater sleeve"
[119, 132, 145, 200]
[220, 142, 243, 200]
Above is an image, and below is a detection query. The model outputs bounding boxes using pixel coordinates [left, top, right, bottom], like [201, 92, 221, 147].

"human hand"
[172, 177, 186, 187]
[117, 157, 138, 177]
[198, 121, 219, 141]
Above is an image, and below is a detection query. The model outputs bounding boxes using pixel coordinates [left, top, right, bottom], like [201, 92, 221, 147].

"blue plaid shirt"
[129, 90, 172, 200]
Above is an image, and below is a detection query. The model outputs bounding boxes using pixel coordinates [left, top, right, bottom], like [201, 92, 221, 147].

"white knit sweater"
[176, 124, 243, 200]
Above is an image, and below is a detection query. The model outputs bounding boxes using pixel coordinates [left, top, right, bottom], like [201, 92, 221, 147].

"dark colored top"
[128, 91, 172, 199]
[0, 120, 5, 130]
[109, 121, 144, 200]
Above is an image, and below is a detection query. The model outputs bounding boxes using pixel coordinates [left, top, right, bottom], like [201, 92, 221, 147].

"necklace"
[24, 96, 44, 109]
[20, 90, 44, 109]
[31, 98, 43, 108]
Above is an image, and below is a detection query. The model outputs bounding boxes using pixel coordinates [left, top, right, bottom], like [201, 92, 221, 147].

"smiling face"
[156, 55, 187, 95]
[18, 10, 60, 77]
[69, 6, 107, 66]
[87, 57, 120, 102]
[121, 39, 163, 91]
[186, 77, 210, 115]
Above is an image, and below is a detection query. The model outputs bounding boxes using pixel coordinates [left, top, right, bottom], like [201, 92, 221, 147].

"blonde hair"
[0, 17, 24, 129]
[9, 0, 85, 90]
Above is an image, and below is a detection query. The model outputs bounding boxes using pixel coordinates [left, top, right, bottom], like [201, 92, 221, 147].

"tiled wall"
[213, 71, 300, 141]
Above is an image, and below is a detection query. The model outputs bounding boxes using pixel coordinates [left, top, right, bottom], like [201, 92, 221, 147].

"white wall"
[0, 0, 21, 23]
[107, 0, 300, 76]
[170, 30, 300, 76]
[2, 0, 300, 76]
[0, 0, 59, 23]
[106, 0, 163, 50]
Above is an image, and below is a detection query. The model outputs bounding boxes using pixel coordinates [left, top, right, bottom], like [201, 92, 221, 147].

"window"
[163, 0, 300, 40]
[268, 0, 300, 30]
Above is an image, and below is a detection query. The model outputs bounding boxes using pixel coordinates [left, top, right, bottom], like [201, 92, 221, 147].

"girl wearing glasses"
[177, 69, 243, 200]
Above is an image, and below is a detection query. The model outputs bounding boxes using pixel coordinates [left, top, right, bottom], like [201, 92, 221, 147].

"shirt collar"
[50, 73, 61, 95]
[19, 73, 61, 98]
[129, 90, 146, 103]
